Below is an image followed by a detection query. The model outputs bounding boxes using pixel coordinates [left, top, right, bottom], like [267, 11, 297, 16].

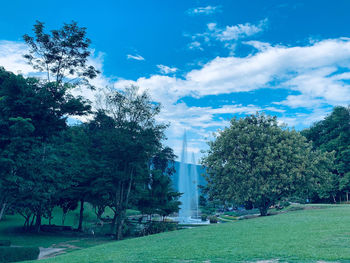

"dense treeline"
[302, 106, 350, 203]
[0, 21, 180, 240]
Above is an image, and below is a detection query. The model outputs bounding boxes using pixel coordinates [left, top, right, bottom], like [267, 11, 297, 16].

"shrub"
[0, 240, 11, 246]
[276, 200, 291, 210]
[208, 216, 218, 224]
[0, 247, 40, 262]
[201, 214, 208, 221]
[142, 221, 178, 236]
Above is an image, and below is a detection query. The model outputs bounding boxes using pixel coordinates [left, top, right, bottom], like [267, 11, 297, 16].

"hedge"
[0, 247, 40, 262]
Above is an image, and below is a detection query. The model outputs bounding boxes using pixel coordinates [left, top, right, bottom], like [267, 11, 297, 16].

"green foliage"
[76, 86, 180, 239]
[142, 221, 177, 236]
[0, 246, 39, 262]
[0, 63, 90, 229]
[202, 113, 334, 216]
[138, 148, 181, 219]
[200, 214, 207, 221]
[23, 21, 100, 88]
[302, 106, 350, 201]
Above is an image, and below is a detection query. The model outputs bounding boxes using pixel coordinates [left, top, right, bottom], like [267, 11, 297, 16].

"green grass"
[0, 204, 123, 250]
[35, 204, 350, 263]
[0, 205, 142, 252]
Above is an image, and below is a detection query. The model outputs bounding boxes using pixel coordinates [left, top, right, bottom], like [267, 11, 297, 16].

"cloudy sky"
[1, 0, 350, 161]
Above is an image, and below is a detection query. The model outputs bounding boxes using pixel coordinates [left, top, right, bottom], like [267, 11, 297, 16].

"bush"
[0, 247, 40, 262]
[276, 200, 291, 210]
[208, 216, 218, 224]
[201, 214, 208, 221]
[142, 221, 178, 236]
[0, 240, 11, 246]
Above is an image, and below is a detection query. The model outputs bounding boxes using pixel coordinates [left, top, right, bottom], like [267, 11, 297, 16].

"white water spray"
[178, 132, 201, 223]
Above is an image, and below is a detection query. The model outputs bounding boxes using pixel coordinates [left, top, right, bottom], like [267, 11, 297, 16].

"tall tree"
[0, 67, 90, 228]
[90, 86, 170, 239]
[302, 106, 350, 201]
[138, 147, 181, 220]
[202, 113, 334, 216]
[23, 21, 100, 88]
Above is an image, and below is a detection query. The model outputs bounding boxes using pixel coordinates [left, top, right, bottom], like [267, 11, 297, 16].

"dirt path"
[38, 247, 65, 260]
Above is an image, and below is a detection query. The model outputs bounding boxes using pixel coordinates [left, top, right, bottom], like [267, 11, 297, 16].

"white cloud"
[1, 38, 350, 158]
[126, 54, 145, 61]
[187, 5, 221, 15]
[0, 40, 33, 74]
[188, 41, 203, 51]
[188, 19, 268, 51]
[278, 108, 330, 128]
[209, 19, 268, 41]
[0, 40, 111, 122]
[112, 38, 350, 157]
[157, 64, 178, 74]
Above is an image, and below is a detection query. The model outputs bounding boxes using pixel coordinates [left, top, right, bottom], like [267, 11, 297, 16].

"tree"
[302, 106, 350, 202]
[0, 20, 98, 227]
[23, 21, 100, 88]
[202, 113, 334, 216]
[0, 67, 90, 228]
[138, 147, 181, 220]
[58, 125, 96, 231]
[89, 86, 172, 239]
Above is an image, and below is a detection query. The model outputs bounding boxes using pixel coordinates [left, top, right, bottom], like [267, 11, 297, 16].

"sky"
[0, 0, 350, 161]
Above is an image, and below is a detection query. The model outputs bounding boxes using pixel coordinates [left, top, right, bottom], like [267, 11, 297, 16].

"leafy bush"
[276, 200, 291, 210]
[142, 221, 178, 236]
[208, 216, 218, 224]
[201, 214, 208, 221]
[0, 247, 39, 262]
[0, 240, 11, 246]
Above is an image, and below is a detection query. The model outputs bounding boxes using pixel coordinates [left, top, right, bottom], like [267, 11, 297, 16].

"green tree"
[202, 113, 334, 216]
[0, 67, 90, 228]
[23, 21, 100, 88]
[0, 20, 98, 227]
[302, 106, 350, 202]
[138, 147, 181, 220]
[89, 86, 171, 239]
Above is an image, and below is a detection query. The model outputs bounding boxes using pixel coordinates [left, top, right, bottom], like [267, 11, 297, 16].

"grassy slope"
[0, 205, 116, 249]
[38, 205, 350, 263]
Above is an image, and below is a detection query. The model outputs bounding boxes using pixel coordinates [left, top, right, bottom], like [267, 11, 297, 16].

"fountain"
[177, 132, 207, 224]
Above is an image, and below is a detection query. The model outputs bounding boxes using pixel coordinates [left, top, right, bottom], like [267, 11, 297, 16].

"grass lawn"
[36, 204, 350, 263]
[0, 204, 133, 251]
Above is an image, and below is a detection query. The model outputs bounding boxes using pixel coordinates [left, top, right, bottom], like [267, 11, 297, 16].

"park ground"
[1, 204, 348, 262]
[0, 204, 141, 256]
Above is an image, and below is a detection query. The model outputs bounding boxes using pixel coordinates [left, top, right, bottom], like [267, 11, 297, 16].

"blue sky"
[1, 0, 350, 160]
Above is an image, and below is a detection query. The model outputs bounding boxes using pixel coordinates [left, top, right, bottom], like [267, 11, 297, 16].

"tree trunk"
[62, 212, 67, 226]
[30, 214, 36, 227]
[259, 206, 269, 216]
[23, 216, 30, 230]
[110, 211, 117, 234]
[116, 210, 126, 240]
[0, 203, 7, 221]
[34, 212, 41, 233]
[332, 194, 336, 203]
[347, 191, 349, 203]
[77, 199, 84, 232]
[115, 170, 134, 240]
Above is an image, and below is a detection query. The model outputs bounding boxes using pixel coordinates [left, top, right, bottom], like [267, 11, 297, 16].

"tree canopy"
[302, 106, 350, 201]
[23, 21, 100, 88]
[202, 113, 334, 216]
